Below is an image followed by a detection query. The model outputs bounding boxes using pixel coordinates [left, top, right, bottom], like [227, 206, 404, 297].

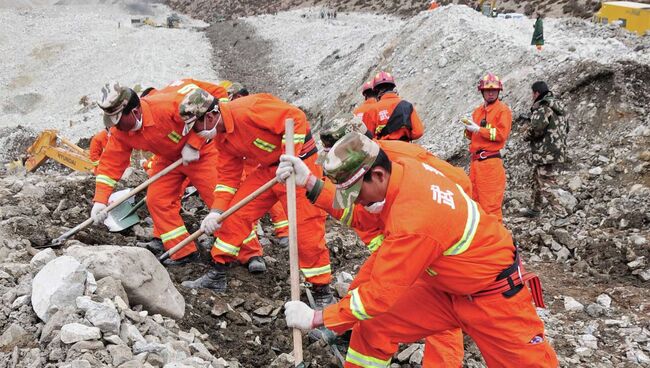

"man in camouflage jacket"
[522, 81, 569, 217]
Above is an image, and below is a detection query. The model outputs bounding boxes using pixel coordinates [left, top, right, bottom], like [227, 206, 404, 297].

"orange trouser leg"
[212, 157, 330, 285]
[148, 163, 196, 260]
[422, 329, 464, 367]
[345, 281, 558, 368]
[469, 158, 506, 222]
[269, 201, 289, 238]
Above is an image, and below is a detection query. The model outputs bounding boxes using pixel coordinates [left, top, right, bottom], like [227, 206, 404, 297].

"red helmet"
[372, 71, 396, 89]
[477, 73, 503, 91]
[361, 81, 374, 95]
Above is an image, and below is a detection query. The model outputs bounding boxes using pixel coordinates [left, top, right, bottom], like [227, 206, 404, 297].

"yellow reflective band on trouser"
[253, 138, 276, 152]
[213, 238, 240, 257]
[345, 347, 390, 368]
[160, 226, 189, 243]
[367, 234, 384, 253]
[273, 220, 289, 229]
[281, 133, 306, 144]
[242, 229, 257, 244]
[214, 184, 237, 195]
[300, 264, 331, 278]
[96, 174, 117, 187]
[350, 288, 371, 321]
[426, 267, 438, 276]
[443, 185, 480, 256]
[489, 127, 497, 141]
[168, 131, 182, 144]
[92, 161, 99, 167]
[339, 206, 353, 226]
[375, 125, 386, 135]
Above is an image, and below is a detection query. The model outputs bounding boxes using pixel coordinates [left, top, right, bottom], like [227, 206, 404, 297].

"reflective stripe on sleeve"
[282, 133, 306, 144]
[489, 127, 497, 141]
[272, 220, 289, 229]
[443, 185, 480, 256]
[96, 174, 117, 187]
[350, 288, 372, 321]
[367, 234, 384, 253]
[339, 206, 353, 226]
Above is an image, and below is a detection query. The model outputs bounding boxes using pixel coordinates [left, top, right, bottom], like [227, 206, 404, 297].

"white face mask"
[130, 114, 143, 132]
[363, 199, 385, 214]
[197, 126, 216, 139]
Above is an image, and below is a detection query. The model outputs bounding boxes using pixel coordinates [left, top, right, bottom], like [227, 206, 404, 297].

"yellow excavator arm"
[25, 130, 95, 173]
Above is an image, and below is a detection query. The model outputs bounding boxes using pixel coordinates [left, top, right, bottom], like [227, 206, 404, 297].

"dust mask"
[363, 199, 385, 214]
[130, 113, 143, 132]
[197, 126, 217, 139]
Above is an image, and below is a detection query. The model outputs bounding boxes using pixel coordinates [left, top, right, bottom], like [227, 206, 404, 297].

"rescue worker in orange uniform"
[462, 73, 512, 223]
[362, 72, 424, 142]
[232, 85, 290, 246]
[89, 128, 110, 174]
[178, 89, 333, 306]
[89, 79, 265, 268]
[353, 81, 377, 125]
[318, 117, 468, 367]
[277, 132, 558, 368]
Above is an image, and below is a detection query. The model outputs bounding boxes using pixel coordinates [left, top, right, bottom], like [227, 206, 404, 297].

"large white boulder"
[31, 256, 88, 322]
[65, 245, 185, 319]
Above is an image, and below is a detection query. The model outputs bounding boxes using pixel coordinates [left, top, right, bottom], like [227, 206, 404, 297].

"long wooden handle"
[285, 118, 303, 366]
[158, 177, 279, 261]
[51, 159, 183, 245]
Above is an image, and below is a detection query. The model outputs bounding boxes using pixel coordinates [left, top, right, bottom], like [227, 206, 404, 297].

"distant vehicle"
[497, 13, 526, 20]
[593, 1, 650, 35]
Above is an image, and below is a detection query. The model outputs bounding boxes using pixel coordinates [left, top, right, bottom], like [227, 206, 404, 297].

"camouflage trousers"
[531, 163, 558, 211]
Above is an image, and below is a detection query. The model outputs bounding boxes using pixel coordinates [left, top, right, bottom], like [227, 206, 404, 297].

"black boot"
[137, 238, 164, 255]
[312, 284, 335, 308]
[247, 256, 267, 274]
[181, 264, 227, 292]
[162, 251, 201, 266]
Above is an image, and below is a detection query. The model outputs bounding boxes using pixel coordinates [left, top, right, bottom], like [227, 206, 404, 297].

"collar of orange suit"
[481, 98, 503, 112]
[379, 92, 399, 101]
[216, 101, 235, 135]
[378, 160, 404, 224]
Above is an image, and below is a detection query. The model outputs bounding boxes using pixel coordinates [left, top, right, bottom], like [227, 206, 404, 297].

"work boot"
[181, 264, 227, 292]
[311, 284, 335, 308]
[162, 251, 200, 266]
[277, 237, 289, 248]
[138, 238, 164, 255]
[519, 207, 540, 218]
[247, 256, 267, 274]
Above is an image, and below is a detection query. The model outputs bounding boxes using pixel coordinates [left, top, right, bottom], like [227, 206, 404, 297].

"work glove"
[284, 301, 316, 331]
[276, 155, 311, 186]
[90, 203, 108, 225]
[201, 210, 223, 234]
[181, 144, 200, 166]
[460, 117, 480, 133]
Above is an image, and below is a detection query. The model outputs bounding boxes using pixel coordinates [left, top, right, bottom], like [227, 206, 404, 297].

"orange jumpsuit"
[353, 98, 377, 133]
[362, 92, 424, 141]
[325, 140, 470, 367]
[466, 99, 512, 222]
[210, 94, 331, 285]
[242, 160, 289, 239]
[313, 157, 557, 367]
[89, 130, 109, 174]
[93, 79, 258, 261]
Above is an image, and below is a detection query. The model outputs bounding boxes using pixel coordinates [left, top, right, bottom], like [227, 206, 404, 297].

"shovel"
[116, 185, 198, 222]
[104, 189, 140, 232]
[158, 178, 278, 262]
[50, 158, 183, 246]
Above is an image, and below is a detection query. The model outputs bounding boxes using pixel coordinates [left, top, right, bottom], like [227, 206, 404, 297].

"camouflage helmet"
[323, 132, 380, 209]
[227, 82, 248, 99]
[320, 116, 369, 149]
[179, 88, 217, 135]
[98, 82, 136, 128]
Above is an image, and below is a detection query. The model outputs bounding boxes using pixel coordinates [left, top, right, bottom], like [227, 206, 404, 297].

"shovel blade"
[104, 189, 140, 232]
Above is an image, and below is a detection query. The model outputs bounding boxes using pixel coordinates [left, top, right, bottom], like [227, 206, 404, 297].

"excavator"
[24, 130, 94, 173]
[478, 0, 498, 17]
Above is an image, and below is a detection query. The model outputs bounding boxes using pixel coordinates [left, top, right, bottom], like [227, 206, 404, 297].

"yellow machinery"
[25, 130, 94, 173]
[594, 2, 650, 35]
[478, 0, 497, 17]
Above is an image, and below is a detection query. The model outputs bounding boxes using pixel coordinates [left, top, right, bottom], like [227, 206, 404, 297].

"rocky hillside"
[168, 0, 650, 20]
